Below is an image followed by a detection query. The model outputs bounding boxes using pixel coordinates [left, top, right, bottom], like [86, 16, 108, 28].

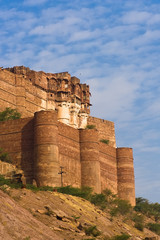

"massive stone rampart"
[0, 117, 34, 183]
[0, 110, 135, 205]
[0, 66, 135, 205]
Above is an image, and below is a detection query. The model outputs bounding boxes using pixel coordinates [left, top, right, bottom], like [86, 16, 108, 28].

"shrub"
[23, 237, 30, 240]
[135, 197, 160, 221]
[26, 184, 54, 192]
[147, 223, 160, 235]
[110, 199, 132, 216]
[111, 234, 130, 240]
[0, 175, 54, 192]
[84, 225, 101, 237]
[103, 188, 116, 203]
[0, 107, 21, 121]
[134, 222, 144, 231]
[57, 185, 92, 200]
[0, 174, 22, 189]
[85, 125, 96, 129]
[100, 139, 109, 144]
[91, 193, 107, 210]
[0, 148, 11, 163]
[132, 213, 144, 231]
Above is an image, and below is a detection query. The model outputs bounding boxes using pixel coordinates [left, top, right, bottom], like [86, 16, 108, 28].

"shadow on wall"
[21, 119, 34, 184]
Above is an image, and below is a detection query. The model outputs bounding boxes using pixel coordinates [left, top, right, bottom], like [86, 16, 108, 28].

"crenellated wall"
[0, 110, 135, 205]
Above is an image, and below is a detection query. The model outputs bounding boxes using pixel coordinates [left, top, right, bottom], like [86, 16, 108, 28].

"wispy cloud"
[23, 0, 48, 6]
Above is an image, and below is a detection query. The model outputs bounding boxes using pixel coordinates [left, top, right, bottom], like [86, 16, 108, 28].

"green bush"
[0, 175, 54, 192]
[0, 175, 22, 189]
[23, 237, 30, 240]
[147, 223, 160, 235]
[26, 184, 54, 192]
[0, 107, 21, 121]
[85, 125, 96, 129]
[110, 234, 130, 240]
[110, 199, 132, 216]
[103, 188, 116, 203]
[91, 193, 106, 209]
[57, 185, 92, 200]
[131, 213, 144, 231]
[84, 225, 101, 237]
[135, 197, 160, 221]
[0, 148, 11, 163]
[100, 139, 109, 144]
[134, 222, 144, 231]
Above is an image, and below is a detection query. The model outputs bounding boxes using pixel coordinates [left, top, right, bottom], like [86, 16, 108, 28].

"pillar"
[78, 112, 88, 129]
[80, 129, 101, 193]
[57, 102, 70, 125]
[34, 110, 60, 187]
[116, 147, 135, 206]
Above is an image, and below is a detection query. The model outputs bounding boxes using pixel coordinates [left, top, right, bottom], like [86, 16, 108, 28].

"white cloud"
[122, 11, 151, 24]
[23, 0, 48, 6]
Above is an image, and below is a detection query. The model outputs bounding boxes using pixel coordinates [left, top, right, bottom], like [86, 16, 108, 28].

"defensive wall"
[0, 110, 135, 205]
[0, 66, 135, 205]
[0, 66, 91, 128]
[0, 67, 47, 117]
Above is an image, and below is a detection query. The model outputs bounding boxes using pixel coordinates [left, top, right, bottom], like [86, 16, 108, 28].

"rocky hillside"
[0, 186, 159, 240]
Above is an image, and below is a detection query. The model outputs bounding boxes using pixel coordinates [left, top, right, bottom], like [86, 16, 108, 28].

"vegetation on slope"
[0, 174, 160, 239]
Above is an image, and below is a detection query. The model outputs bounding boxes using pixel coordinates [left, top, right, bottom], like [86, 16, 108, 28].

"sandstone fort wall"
[88, 116, 116, 147]
[58, 122, 81, 188]
[0, 68, 53, 118]
[0, 110, 135, 205]
[0, 117, 34, 183]
[0, 66, 135, 205]
[0, 112, 117, 193]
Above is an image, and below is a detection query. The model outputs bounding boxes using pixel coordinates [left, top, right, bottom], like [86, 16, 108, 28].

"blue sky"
[0, 0, 160, 203]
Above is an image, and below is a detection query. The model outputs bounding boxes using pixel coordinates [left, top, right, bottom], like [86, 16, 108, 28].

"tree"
[0, 108, 21, 121]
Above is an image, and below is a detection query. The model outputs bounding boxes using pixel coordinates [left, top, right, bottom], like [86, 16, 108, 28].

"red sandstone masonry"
[99, 143, 117, 194]
[0, 117, 34, 183]
[88, 116, 116, 147]
[117, 148, 135, 206]
[34, 111, 60, 187]
[0, 113, 136, 205]
[58, 122, 81, 187]
[80, 129, 101, 193]
[0, 65, 136, 205]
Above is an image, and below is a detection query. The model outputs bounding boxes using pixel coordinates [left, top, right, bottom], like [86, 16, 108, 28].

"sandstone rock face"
[0, 190, 63, 240]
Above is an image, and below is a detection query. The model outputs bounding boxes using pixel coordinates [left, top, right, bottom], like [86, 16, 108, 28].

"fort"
[0, 66, 135, 206]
